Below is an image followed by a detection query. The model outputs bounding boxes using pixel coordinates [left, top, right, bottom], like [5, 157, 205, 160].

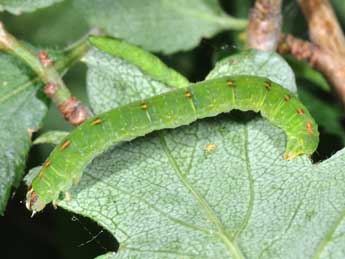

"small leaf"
[33, 130, 69, 145]
[0, 0, 63, 14]
[24, 166, 41, 187]
[89, 36, 189, 87]
[73, 0, 247, 53]
[0, 43, 83, 214]
[0, 53, 47, 215]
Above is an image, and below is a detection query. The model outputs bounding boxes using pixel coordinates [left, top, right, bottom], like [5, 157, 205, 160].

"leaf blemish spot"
[205, 143, 217, 153]
[284, 95, 291, 101]
[297, 108, 304, 115]
[91, 118, 102, 125]
[60, 140, 71, 151]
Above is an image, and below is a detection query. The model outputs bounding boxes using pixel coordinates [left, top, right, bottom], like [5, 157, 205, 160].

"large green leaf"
[0, 0, 63, 14]
[73, 0, 247, 54]
[0, 0, 89, 47]
[85, 48, 173, 114]
[55, 50, 345, 258]
[0, 53, 47, 215]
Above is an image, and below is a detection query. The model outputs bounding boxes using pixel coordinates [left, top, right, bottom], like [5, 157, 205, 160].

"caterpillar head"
[26, 188, 46, 216]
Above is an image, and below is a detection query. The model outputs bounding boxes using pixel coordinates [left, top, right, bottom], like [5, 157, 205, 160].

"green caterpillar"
[26, 75, 319, 213]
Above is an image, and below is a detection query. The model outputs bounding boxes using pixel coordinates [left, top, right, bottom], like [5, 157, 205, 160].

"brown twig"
[0, 22, 92, 125]
[294, 0, 345, 103]
[298, 0, 345, 56]
[247, 0, 345, 104]
[278, 34, 345, 103]
[247, 0, 283, 51]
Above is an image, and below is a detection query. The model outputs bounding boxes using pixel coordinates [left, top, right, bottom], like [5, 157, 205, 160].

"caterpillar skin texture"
[26, 76, 319, 213]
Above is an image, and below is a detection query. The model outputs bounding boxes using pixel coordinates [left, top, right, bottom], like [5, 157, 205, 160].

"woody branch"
[248, 0, 345, 104]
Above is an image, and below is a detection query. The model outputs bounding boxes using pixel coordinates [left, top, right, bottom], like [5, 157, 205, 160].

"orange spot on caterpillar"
[306, 122, 314, 134]
[227, 79, 235, 87]
[141, 103, 148, 110]
[44, 160, 51, 168]
[265, 80, 272, 90]
[185, 90, 192, 98]
[91, 118, 102, 125]
[284, 95, 291, 101]
[60, 140, 71, 151]
[297, 108, 304, 115]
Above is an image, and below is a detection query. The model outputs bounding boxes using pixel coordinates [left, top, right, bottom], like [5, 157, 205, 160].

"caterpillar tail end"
[284, 151, 300, 160]
[26, 188, 46, 215]
[284, 136, 318, 160]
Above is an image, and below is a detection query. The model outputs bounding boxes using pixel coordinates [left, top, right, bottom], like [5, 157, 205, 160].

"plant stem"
[298, 0, 345, 56]
[278, 34, 345, 104]
[247, 0, 283, 51]
[55, 39, 91, 75]
[0, 21, 92, 125]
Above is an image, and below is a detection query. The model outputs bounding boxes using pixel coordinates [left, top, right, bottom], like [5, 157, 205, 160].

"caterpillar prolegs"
[26, 75, 319, 213]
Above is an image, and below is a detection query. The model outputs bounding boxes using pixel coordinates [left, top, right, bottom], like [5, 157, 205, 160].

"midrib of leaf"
[234, 127, 255, 238]
[159, 132, 245, 259]
[84, 172, 212, 236]
[312, 209, 345, 259]
[0, 77, 40, 104]
[258, 200, 304, 258]
[165, 1, 247, 30]
[6, 90, 32, 118]
[120, 246, 204, 257]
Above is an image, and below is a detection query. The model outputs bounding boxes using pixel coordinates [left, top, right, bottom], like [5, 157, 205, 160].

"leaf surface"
[85, 48, 173, 114]
[33, 130, 69, 145]
[56, 50, 345, 258]
[0, 53, 47, 214]
[73, 0, 247, 53]
[0, 0, 63, 14]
